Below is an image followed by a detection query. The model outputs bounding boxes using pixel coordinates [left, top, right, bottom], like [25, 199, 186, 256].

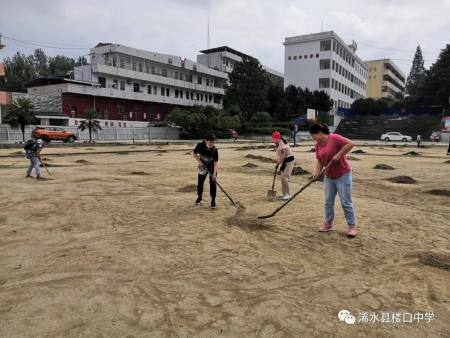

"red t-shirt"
[315, 133, 352, 179]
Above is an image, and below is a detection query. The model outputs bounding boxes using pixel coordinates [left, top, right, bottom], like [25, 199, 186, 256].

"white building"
[197, 46, 284, 84]
[284, 31, 367, 111]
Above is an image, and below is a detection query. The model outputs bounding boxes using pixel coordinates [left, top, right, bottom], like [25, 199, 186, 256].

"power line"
[2, 34, 91, 50]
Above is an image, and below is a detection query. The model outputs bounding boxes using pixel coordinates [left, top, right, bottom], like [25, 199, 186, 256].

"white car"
[381, 132, 413, 142]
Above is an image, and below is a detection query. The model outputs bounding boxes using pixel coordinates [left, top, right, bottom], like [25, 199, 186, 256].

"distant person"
[309, 123, 357, 238]
[193, 134, 219, 209]
[272, 131, 295, 200]
[447, 135, 450, 155]
[417, 134, 422, 148]
[291, 123, 299, 147]
[24, 131, 47, 179]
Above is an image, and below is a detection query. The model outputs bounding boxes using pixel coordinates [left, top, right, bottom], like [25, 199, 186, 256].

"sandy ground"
[0, 142, 449, 338]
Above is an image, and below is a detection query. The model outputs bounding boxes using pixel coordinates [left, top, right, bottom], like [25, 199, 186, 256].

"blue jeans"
[324, 171, 355, 225]
[26, 156, 41, 177]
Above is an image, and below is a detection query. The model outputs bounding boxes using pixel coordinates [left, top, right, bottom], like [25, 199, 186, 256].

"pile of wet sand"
[75, 160, 91, 164]
[374, 164, 395, 170]
[292, 166, 310, 175]
[418, 252, 450, 271]
[347, 156, 361, 161]
[242, 163, 258, 168]
[244, 154, 275, 163]
[403, 151, 420, 156]
[426, 189, 450, 197]
[388, 176, 417, 184]
[178, 184, 197, 192]
[352, 149, 366, 154]
[130, 171, 149, 176]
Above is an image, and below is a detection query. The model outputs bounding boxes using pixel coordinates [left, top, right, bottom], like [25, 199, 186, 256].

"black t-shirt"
[194, 141, 218, 169]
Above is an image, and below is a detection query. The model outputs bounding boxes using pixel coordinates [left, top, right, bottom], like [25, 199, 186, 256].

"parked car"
[380, 132, 412, 142]
[227, 129, 239, 140]
[33, 127, 77, 143]
[430, 131, 441, 142]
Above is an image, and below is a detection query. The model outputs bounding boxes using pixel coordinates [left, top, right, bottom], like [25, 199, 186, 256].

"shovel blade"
[266, 190, 277, 202]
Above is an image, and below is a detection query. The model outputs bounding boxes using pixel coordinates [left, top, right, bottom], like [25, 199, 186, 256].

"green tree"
[218, 114, 241, 130]
[421, 44, 450, 106]
[267, 83, 287, 120]
[32, 49, 49, 77]
[224, 57, 270, 121]
[252, 111, 272, 127]
[0, 52, 35, 92]
[311, 90, 333, 112]
[316, 111, 332, 125]
[4, 97, 38, 141]
[167, 106, 221, 138]
[78, 108, 102, 142]
[406, 45, 426, 96]
[48, 55, 76, 76]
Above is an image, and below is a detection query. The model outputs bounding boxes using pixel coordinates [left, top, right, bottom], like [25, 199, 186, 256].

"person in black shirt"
[193, 134, 219, 209]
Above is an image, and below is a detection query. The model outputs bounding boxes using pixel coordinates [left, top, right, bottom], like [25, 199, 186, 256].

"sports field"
[0, 142, 449, 337]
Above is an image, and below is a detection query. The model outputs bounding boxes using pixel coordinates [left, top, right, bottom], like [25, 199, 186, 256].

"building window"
[180, 91, 183, 99]
[319, 78, 330, 89]
[118, 105, 124, 114]
[191, 92, 194, 100]
[320, 40, 331, 51]
[112, 57, 117, 67]
[162, 68, 167, 77]
[151, 66, 155, 74]
[168, 58, 173, 65]
[120, 59, 125, 68]
[316, 54, 319, 58]
[175, 71, 179, 80]
[138, 63, 143, 72]
[160, 87, 164, 96]
[319, 59, 331, 70]
[304, 55, 308, 59]
[175, 89, 179, 98]
[200, 94, 204, 101]
[112, 79, 118, 89]
[132, 62, 137, 71]
[98, 77, 106, 88]
[293, 56, 297, 60]
[310, 54, 313, 58]
[133, 83, 140, 93]
[298, 55, 302, 59]
[196, 93, 199, 101]
[145, 64, 150, 73]
[147, 86, 152, 94]
[288, 56, 291, 60]
[197, 76, 202, 84]
[154, 86, 157, 94]
[166, 88, 170, 96]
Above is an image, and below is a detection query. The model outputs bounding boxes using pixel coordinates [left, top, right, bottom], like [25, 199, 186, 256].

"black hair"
[309, 123, 330, 135]
[205, 134, 217, 141]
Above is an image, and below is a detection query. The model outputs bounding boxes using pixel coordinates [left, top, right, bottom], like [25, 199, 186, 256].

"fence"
[0, 125, 180, 142]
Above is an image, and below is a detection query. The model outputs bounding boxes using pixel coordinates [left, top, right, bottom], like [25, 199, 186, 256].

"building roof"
[26, 77, 99, 88]
[199, 46, 250, 59]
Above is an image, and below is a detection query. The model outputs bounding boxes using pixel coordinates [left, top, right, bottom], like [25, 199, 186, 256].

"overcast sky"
[1, 0, 449, 76]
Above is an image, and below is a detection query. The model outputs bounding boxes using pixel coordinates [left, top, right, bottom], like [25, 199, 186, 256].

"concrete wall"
[0, 125, 180, 142]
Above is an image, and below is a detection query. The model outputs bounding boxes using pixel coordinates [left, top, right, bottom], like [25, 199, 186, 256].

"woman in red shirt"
[309, 123, 357, 237]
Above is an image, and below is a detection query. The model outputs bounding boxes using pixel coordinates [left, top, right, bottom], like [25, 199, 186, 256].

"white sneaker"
[280, 194, 290, 201]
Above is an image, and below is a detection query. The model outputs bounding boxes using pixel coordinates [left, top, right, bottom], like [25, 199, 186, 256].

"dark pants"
[448, 143, 450, 154]
[197, 173, 216, 200]
[417, 141, 421, 148]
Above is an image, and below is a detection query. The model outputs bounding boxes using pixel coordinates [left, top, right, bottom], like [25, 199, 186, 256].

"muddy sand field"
[0, 143, 449, 338]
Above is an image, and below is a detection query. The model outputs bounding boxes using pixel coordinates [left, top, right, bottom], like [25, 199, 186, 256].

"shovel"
[42, 162, 53, 177]
[199, 160, 243, 209]
[266, 163, 279, 201]
[258, 163, 331, 219]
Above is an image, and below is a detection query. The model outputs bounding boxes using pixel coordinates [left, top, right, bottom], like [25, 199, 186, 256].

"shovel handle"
[271, 163, 279, 191]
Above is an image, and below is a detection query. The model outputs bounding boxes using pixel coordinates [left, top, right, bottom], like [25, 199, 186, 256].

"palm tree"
[78, 108, 102, 143]
[5, 97, 38, 141]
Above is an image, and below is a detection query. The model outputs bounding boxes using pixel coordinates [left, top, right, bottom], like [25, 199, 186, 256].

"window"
[191, 92, 194, 100]
[98, 77, 106, 88]
[316, 54, 319, 58]
[154, 85, 157, 94]
[117, 105, 124, 114]
[112, 79, 118, 89]
[166, 88, 170, 96]
[161, 87, 164, 96]
[206, 78, 210, 86]
[319, 78, 330, 89]
[162, 68, 167, 77]
[310, 54, 313, 58]
[147, 86, 152, 94]
[145, 64, 150, 73]
[175, 89, 179, 98]
[196, 93, 199, 101]
[133, 83, 140, 93]
[132, 62, 137, 71]
[288, 56, 291, 60]
[180, 91, 183, 99]
[175, 71, 179, 80]
[200, 94, 204, 101]
[168, 58, 173, 65]
[120, 59, 125, 68]
[298, 55, 302, 59]
[112, 56, 117, 67]
[293, 56, 297, 60]
[151, 66, 155, 74]
[197, 76, 202, 85]
[320, 40, 331, 51]
[304, 55, 308, 59]
[319, 59, 331, 70]
[138, 63, 143, 72]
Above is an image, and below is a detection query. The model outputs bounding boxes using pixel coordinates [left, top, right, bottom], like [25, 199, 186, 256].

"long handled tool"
[199, 160, 242, 209]
[41, 162, 53, 177]
[266, 163, 279, 201]
[258, 163, 331, 219]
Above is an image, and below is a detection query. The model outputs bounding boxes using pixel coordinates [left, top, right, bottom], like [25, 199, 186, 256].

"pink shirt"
[315, 133, 352, 179]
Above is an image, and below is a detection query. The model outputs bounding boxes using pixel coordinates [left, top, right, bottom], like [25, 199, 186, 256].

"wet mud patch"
[418, 252, 450, 271]
[244, 154, 275, 163]
[178, 184, 197, 192]
[426, 189, 450, 197]
[242, 163, 258, 168]
[130, 171, 150, 176]
[403, 151, 420, 156]
[292, 166, 310, 175]
[347, 156, 361, 161]
[352, 149, 366, 154]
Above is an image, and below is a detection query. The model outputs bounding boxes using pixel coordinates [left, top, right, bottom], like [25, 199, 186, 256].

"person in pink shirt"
[309, 123, 357, 237]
